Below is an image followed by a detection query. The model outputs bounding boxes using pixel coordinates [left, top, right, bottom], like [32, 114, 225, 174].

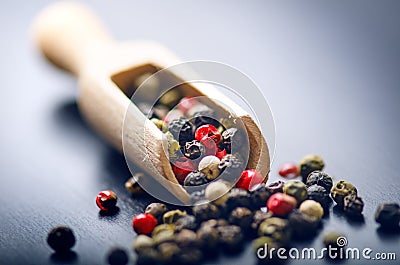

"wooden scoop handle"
[34, 2, 112, 76]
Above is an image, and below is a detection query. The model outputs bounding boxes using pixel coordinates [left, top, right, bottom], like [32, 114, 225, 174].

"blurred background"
[0, 0, 399, 264]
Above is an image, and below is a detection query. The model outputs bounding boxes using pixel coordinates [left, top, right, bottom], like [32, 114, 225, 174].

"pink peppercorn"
[278, 162, 299, 178]
[267, 192, 297, 216]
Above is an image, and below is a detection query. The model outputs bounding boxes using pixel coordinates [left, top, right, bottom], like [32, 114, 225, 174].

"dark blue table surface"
[0, 1, 399, 264]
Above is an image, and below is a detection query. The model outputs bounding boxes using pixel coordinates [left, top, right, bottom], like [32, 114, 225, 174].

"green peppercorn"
[152, 224, 175, 237]
[289, 210, 320, 239]
[150, 118, 167, 132]
[306, 171, 333, 192]
[299, 154, 325, 182]
[124, 173, 144, 195]
[217, 225, 243, 251]
[283, 180, 308, 205]
[132, 234, 154, 254]
[164, 131, 181, 161]
[251, 210, 273, 232]
[330, 180, 358, 207]
[258, 217, 292, 245]
[163, 209, 187, 224]
[343, 194, 364, 216]
[375, 203, 400, 228]
[145, 203, 168, 224]
[157, 242, 180, 263]
[266, 180, 285, 194]
[228, 207, 253, 230]
[152, 229, 175, 245]
[322, 231, 346, 249]
[175, 215, 198, 232]
[299, 200, 324, 220]
[307, 184, 331, 209]
[192, 200, 220, 222]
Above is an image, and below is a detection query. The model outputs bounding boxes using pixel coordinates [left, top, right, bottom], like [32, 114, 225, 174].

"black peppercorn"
[217, 225, 243, 251]
[375, 203, 400, 228]
[184, 171, 208, 193]
[197, 225, 219, 251]
[343, 194, 364, 216]
[299, 154, 325, 182]
[157, 242, 180, 264]
[106, 248, 129, 265]
[192, 200, 220, 222]
[258, 218, 291, 246]
[184, 140, 205, 160]
[225, 188, 252, 212]
[330, 180, 358, 207]
[218, 154, 244, 183]
[221, 128, 244, 154]
[145, 203, 168, 224]
[288, 210, 319, 239]
[125, 174, 144, 195]
[168, 117, 194, 146]
[251, 210, 273, 233]
[250, 183, 273, 209]
[136, 248, 160, 265]
[266, 180, 285, 194]
[190, 109, 220, 128]
[228, 207, 253, 230]
[175, 229, 199, 249]
[177, 247, 203, 265]
[189, 190, 205, 204]
[175, 215, 198, 232]
[306, 171, 333, 192]
[47, 226, 76, 253]
[307, 184, 331, 209]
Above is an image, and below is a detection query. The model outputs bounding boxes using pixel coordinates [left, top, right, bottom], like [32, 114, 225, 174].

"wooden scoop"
[33, 2, 270, 204]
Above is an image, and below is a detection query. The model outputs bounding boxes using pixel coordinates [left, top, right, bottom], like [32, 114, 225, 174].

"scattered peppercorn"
[249, 183, 273, 209]
[375, 203, 400, 228]
[192, 200, 220, 221]
[47, 226, 76, 253]
[225, 188, 252, 212]
[330, 180, 358, 207]
[196, 224, 219, 251]
[322, 231, 346, 249]
[305, 171, 333, 192]
[175, 215, 198, 232]
[163, 209, 187, 224]
[251, 210, 273, 232]
[288, 210, 320, 239]
[343, 194, 364, 216]
[228, 207, 253, 230]
[96, 190, 118, 211]
[145, 203, 168, 223]
[125, 174, 144, 195]
[157, 242, 180, 263]
[132, 234, 154, 254]
[132, 213, 158, 235]
[278, 162, 299, 178]
[299, 154, 325, 182]
[266, 180, 285, 194]
[175, 229, 199, 248]
[283, 180, 308, 205]
[299, 200, 324, 220]
[218, 225, 244, 251]
[106, 248, 129, 265]
[258, 217, 291, 245]
[236, 169, 264, 191]
[267, 193, 297, 216]
[307, 184, 331, 209]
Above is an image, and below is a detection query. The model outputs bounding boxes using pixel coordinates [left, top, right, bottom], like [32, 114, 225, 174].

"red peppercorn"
[266, 192, 297, 216]
[96, 190, 118, 211]
[177, 97, 198, 115]
[200, 137, 217, 156]
[132, 213, 158, 235]
[216, 148, 227, 160]
[171, 158, 196, 184]
[236, 169, 264, 191]
[278, 162, 299, 178]
[195, 124, 221, 144]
